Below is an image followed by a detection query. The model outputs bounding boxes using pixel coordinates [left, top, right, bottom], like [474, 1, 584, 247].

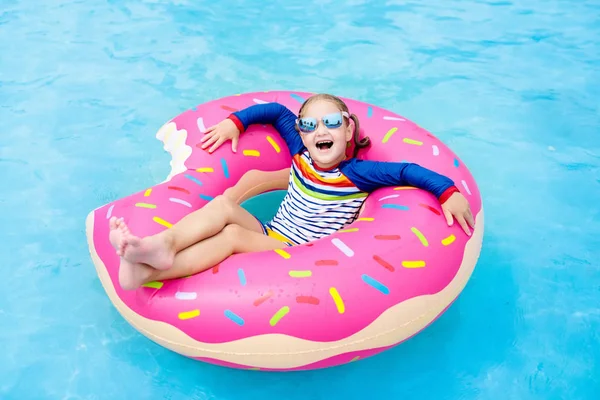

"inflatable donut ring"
[85, 91, 484, 371]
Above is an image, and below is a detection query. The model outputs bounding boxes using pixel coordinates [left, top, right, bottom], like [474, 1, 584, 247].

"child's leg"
[116, 195, 264, 270]
[119, 224, 287, 290]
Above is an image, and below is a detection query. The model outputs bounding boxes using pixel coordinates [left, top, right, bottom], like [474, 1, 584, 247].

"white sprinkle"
[378, 194, 400, 201]
[331, 238, 354, 257]
[197, 117, 206, 133]
[169, 198, 192, 208]
[106, 204, 115, 219]
[461, 180, 472, 195]
[175, 291, 197, 300]
[383, 116, 406, 121]
[432, 145, 440, 156]
[253, 98, 268, 104]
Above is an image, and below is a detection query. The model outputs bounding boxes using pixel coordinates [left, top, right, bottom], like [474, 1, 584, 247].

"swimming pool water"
[1, 0, 599, 399]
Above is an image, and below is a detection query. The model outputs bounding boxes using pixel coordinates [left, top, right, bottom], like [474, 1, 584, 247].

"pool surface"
[1, 0, 599, 399]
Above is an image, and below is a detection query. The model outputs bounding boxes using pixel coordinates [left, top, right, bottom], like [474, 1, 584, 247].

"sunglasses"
[296, 111, 349, 134]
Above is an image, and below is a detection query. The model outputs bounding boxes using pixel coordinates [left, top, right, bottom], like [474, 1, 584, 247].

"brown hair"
[297, 93, 371, 158]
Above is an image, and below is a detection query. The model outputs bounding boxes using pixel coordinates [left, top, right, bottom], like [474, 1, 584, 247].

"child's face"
[298, 100, 353, 169]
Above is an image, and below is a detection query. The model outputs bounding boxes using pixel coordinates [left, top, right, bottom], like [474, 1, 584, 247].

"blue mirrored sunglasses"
[296, 111, 350, 134]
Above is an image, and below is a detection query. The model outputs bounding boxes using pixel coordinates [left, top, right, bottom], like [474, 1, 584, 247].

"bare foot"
[118, 259, 155, 291]
[120, 225, 175, 271]
[108, 217, 127, 256]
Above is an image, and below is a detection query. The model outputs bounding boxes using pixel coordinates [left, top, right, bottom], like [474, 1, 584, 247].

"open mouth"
[316, 140, 334, 151]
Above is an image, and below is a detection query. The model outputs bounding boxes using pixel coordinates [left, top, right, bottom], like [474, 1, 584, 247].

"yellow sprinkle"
[382, 127, 398, 143]
[234, 93, 241, 96]
[274, 249, 291, 259]
[329, 287, 345, 314]
[142, 281, 163, 289]
[351, 356, 360, 362]
[196, 167, 214, 173]
[394, 186, 417, 190]
[178, 309, 200, 320]
[403, 138, 423, 146]
[152, 216, 173, 228]
[289, 270, 312, 278]
[410, 227, 429, 247]
[402, 260, 426, 268]
[266, 136, 280, 153]
[357, 217, 374, 222]
[338, 228, 359, 233]
[243, 149, 260, 157]
[135, 203, 157, 209]
[144, 189, 152, 197]
[442, 235, 456, 246]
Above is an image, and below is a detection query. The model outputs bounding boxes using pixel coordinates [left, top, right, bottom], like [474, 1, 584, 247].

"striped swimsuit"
[229, 103, 457, 246]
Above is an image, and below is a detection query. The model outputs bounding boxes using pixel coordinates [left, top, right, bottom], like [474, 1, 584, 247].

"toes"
[109, 216, 117, 230]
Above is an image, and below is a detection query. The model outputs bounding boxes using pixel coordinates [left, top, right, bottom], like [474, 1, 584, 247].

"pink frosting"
[90, 91, 482, 369]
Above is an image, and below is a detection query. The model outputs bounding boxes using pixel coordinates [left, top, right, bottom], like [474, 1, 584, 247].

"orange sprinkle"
[296, 296, 320, 305]
[373, 255, 395, 272]
[315, 260, 338, 266]
[253, 290, 273, 306]
[374, 235, 401, 240]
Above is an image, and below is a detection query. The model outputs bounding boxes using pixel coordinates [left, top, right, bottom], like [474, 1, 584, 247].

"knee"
[221, 224, 244, 246]
[210, 194, 235, 214]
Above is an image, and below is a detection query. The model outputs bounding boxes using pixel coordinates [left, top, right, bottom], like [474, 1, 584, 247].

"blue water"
[1, 0, 599, 399]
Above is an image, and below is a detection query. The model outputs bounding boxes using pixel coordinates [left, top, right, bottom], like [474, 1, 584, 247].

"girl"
[109, 94, 475, 290]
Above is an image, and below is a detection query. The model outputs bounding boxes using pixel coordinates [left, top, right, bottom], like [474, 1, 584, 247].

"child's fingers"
[457, 214, 471, 236]
[201, 130, 216, 142]
[201, 134, 219, 149]
[443, 208, 454, 226]
[231, 136, 239, 153]
[466, 209, 475, 228]
[203, 125, 217, 134]
[209, 137, 225, 153]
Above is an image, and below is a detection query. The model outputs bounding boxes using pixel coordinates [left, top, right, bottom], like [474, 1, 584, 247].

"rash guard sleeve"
[228, 103, 305, 155]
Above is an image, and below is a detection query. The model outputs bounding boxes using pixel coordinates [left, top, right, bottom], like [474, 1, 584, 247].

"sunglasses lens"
[298, 118, 317, 133]
[322, 113, 343, 128]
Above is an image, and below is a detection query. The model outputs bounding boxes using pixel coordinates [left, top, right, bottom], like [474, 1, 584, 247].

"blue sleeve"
[232, 103, 305, 155]
[340, 159, 455, 198]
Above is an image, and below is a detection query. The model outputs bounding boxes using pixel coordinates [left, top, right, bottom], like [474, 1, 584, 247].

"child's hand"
[441, 192, 475, 236]
[200, 118, 240, 153]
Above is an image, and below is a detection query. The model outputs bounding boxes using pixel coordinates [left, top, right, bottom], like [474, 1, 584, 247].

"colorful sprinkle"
[266, 136, 280, 153]
[220, 105, 238, 112]
[290, 93, 305, 103]
[238, 268, 247, 286]
[382, 127, 398, 143]
[331, 238, 354, 257]
[224, 310, 245, 326]
[253, 98, 268, 104]
[168, 186, 190, 195]
[454, 158, 460, 167]
[243, 149, 260, 157]
[169, 198, 192, 208]
[254, 290, 273, 306]
[357, 217, 374, 222]
[315, 260, 338, 266]
[362, 274, 390, 294]
[175, 291, 197, 300]
[393, 186, 417, 191]
[199, 194, 214, 201]
[373, 255, 395, 272]
[212, 265, 219, 274]
[220, 158, 230, 178]
[367, 106, 373, 118]
[419, 203, 441, 215]
[144, 189, 152, 197]
[379, 194, 399, 201]
[461, 180, 472, 195]
[178, 309, 200, 320]
[152, 216, 173, 228]
[382, 204, 409, 211]
[196, 167, 214, 173]
[135, 202, 156, 209]
[289, 270, 312, 278]
[403, 138, 423, 146]
[338, 228, 359, 233]
[247, 367, 260, 371]
[197, 117, 206, 133]
[184, 174, 203, 186]
[274, 249, 291, 259]
[142, 281, 163, 289]
[270, 306, 290, 326]
[411, 227, 429, 247]
[105, 204, 114, 219]
[329, 287, 345, 314]
[442, 235, 456, 246]
[374, 235, 401, 240]
[351, 356, 361, 362]
[296, 296, 320, 305]
[383, 116, 406, 121]
[432, 145, 440, 156]
[402, 260, 426, 268]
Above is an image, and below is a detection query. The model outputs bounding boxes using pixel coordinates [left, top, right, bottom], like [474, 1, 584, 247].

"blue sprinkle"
[290, 93, 305, 103]
[199, 194, 214, 201]
[220, 158, 230, 178]
[237, 268, 246, 286]
[184, 174, 202, 186]
[224, 310, 245, 326]
[454, 158, 460, 167]
[382, 204, 409, 211]
[367, 106, 373, 118]
[362, 274, 390, 295]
